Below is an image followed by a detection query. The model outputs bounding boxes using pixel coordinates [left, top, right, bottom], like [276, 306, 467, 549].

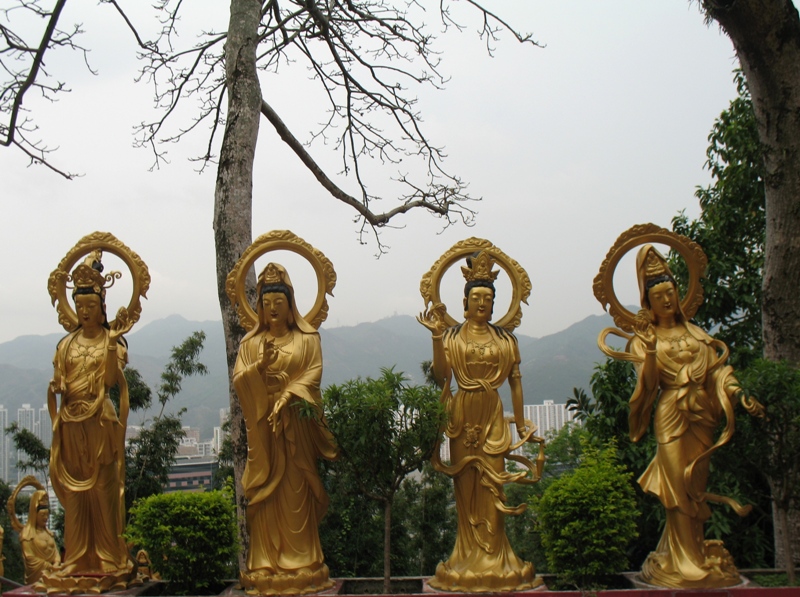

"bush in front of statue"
[126, 490, 238, 595]
[533, 438, 638, 590]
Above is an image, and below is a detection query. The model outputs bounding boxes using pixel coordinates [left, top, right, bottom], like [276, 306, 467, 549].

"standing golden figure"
[227, 231, 338, 596]
[7, 477, 61, 585]
[45, 232, 149, 594]
[594, 224, 764, 589]
[418, 238, 544, 593]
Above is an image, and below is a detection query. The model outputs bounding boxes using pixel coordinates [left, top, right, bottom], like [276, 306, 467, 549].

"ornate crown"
[461, 251, 500, 283]
[68, 251, 118, 298]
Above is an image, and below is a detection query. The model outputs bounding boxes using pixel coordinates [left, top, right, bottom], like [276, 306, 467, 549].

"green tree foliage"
[672, 71, 765, 369]
[0, 478, 24, 583]
[5, 422, 50, 482]
[125, 490, 238, 595]
[533, 439, 638, 590]
[737, 359, 800, 583]
[569, 360, 659, 568]
[211, 416, 234, 491]
[394, 462, 456, 576]
[125, 331, 207, 510]
[322, 367, 446, 591]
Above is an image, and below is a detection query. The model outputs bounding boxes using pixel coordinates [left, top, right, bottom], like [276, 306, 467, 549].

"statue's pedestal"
[3, 579, 152, 597]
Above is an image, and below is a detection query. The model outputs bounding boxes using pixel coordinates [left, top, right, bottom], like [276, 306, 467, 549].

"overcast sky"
[1, 2, 742, 345]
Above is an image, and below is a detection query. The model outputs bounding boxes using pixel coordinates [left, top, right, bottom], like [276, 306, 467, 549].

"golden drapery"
[429, 323, 536, 592]
[233, 329, 338, 594]
[49, 329, 129, 575]
[629, 322, 743, 588]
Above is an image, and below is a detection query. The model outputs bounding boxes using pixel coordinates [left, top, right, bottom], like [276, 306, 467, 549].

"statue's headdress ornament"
[461, 251, 500, 283]
[67, 250, 119, 299]
[259, 262, 284, 286]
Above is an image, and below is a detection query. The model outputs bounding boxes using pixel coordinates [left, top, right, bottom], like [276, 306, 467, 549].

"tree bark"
[384, 499, 392, 594]
[213, 0, 262, 567]
[702, 0, 800, 572]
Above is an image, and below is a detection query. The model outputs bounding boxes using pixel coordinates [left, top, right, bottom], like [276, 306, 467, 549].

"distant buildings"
[439, 400, 575, 462]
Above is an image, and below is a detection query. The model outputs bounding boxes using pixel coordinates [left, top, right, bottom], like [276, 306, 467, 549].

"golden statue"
[44, 232, 149, 594]
[7, 477, 61, 584]
[418, 238, 545, 593]
[594, 223, 764, 589]
[227, 231, 338, 596]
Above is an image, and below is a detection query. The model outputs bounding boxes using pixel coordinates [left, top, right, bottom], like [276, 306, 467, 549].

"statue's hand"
[417, 302, 448, 335]
[109, 307, 130, 342]
[633, 309, 657, 352]
[268, 393, 291, 432]
[258, 338, 280, 372]
[740, 393, 766, 418]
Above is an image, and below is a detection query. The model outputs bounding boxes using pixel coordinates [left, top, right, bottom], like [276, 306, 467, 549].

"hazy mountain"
[0, 312, 618, 438]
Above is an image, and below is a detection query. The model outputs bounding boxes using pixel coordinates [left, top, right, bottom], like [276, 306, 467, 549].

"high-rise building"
[0, 405, 9, 481]
[38, 403, 52, 449]
[16, 403, 36, 482]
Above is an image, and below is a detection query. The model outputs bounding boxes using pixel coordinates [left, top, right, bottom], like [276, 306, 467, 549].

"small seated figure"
[20, 490, 60, 584]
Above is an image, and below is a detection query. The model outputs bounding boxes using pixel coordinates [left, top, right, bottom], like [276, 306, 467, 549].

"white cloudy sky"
[1, 2, 742, 344]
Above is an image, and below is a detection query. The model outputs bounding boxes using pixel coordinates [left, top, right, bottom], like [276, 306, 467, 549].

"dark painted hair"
[261, 283, 293, 303]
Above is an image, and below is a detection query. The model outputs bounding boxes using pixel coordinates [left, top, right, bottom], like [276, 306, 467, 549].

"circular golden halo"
[6, 475, 46, 533]
[47, 232, 151, 334]
[225, 230, 337, 331]
[592, 223, 708, 333]
[419, 237, 531, 332]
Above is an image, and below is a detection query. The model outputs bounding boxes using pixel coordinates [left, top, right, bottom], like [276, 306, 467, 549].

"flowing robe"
[49, 329, 129, 574]
[630, 322, 742, 588]
[429, 324, 536, 592]
[233, 329, 337, 590]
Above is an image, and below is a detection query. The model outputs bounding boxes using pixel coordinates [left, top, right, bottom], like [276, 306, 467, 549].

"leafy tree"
[698, 1, 800, 369]
[672, 71, 765, 369]
[323, 367, 445, 592]
[211, 416, 234, 492]
[125, 331, 207, 510]
[0, 478, 25, 583]
[5, 422, 50, 488]
[394, 462, 456, 577]
[125, 490, 238, 595]
[533, 439, 638, 590]
[737, 359, 800, 584]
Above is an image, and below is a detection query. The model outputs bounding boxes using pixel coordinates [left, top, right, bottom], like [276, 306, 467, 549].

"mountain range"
[0, 312, 621, 438]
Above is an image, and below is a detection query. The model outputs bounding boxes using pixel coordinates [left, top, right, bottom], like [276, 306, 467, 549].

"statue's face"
[262, 292, 291, 328]
[647, 281, 678, 321]
[75, 294, 104, 329]
[465, 287, 494, 324]
[36, 502, 50, 528]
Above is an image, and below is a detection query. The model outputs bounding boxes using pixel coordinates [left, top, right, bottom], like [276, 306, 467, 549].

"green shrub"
[533, 438, 638, 589]
[125, 490, 238, 595]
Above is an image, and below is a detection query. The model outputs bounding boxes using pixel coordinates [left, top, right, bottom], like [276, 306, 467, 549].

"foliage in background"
[671, 71, 765, 370]
[5, 422, 50, 486]
[737, 359, 800, 583]
[124, 331, 207, 511]
[125, 490, 237, 594]
[533, 439, 638, 589]
[322, 367, 445, 591]
[0, 478, 24, 583]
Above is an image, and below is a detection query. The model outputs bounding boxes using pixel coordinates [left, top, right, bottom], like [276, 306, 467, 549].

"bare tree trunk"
[384, 499, 392, 594]
[774, 503, 797, 584]
[214, 0, 262, 568]
[703, 0, 800, 570]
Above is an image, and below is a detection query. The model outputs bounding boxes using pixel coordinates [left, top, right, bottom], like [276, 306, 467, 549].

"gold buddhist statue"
[44, 232, 149, 594]
[418, 238, 545, 593]
[227, 231, 338, 596]
[594, 224, 764, 589]
[7, 477, 61, 584]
